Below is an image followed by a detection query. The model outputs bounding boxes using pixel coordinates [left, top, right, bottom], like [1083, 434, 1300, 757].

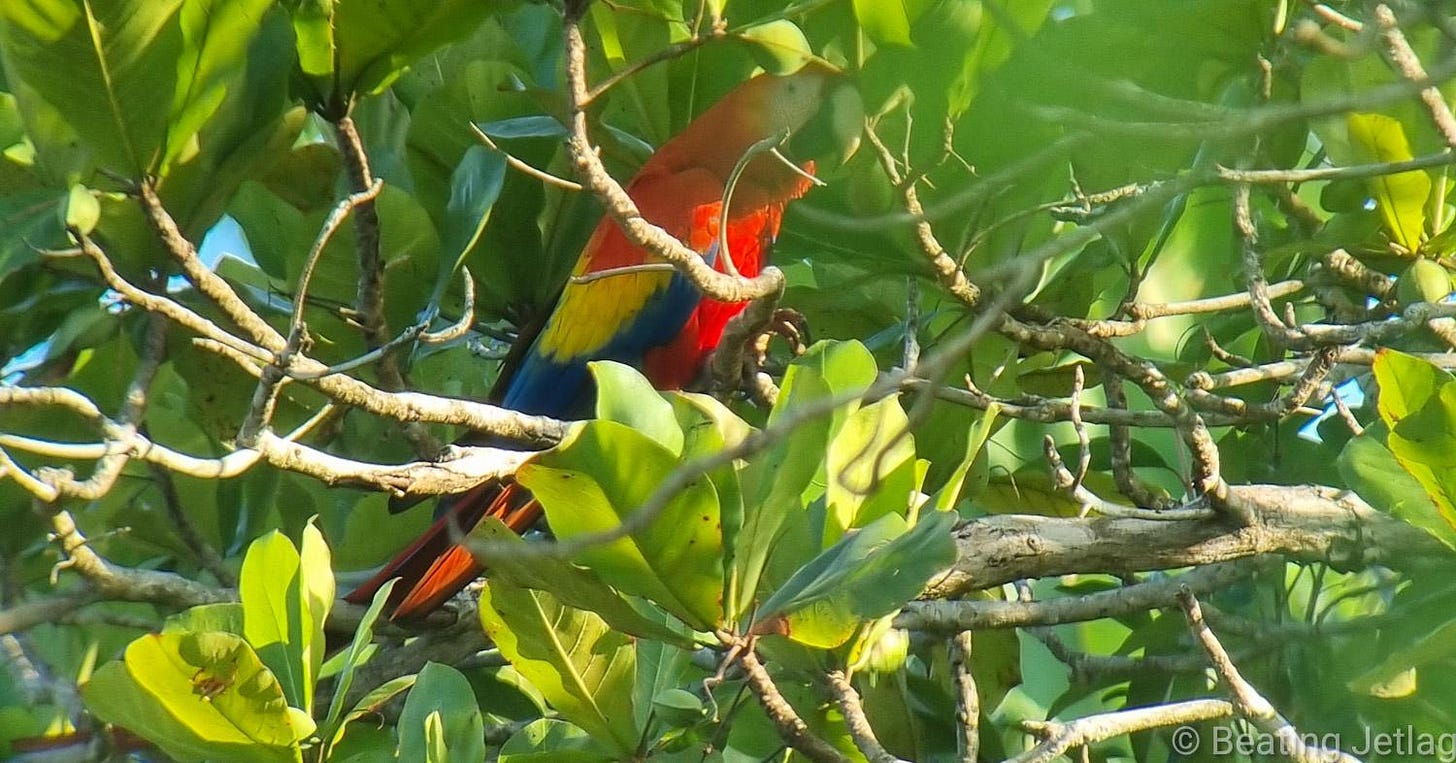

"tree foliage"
[4, 0, 1456, 761]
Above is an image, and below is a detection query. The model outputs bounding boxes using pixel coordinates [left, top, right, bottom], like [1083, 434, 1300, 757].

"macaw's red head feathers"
[646, 61, 864, 195]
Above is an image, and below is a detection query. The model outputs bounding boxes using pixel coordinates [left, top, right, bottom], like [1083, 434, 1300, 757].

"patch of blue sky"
[1298, 378, 1367, 442]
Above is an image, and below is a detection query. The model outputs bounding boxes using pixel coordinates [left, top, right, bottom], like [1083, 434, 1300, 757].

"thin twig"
[471, 123, 583, 191]
[1179, 591, 1363, 763]
[737, 644, 850, 763]
[826, 669, 905, 763]
[1375, 4, 1456, 150]
[1008, 699, 1234, 763]
[949, 631, 980, 762]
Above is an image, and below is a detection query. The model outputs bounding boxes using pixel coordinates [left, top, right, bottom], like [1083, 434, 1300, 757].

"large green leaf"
[927, 403, 998, 513]
[1339, 428, 1456, 550]
[164, 0, 275, 172]
[82, 661, 298, 763]
[1369, 350, 1456, 546]
[731, 340, 878, 620]
[297, 521, 333, 710]
[1347, 113, 1431, 252]
[397, 663, 485, 763]
[670, 392, 752, 627]
[824, 395, 918, 544]
[1373, 348, 1452, 425]
[498, 719, 617, 763]
[736, 20, 815, 76]
[80, 631, 313, 760]
[0, 0, 182, 173]
[519, 420, 723, 629]
[433, 143, 506, 304]
[591, 361, 683, 455]
[290, 0, 517, 99]
[238, 527, 331, 714]
[478, 581, 639, 756]
[853, 0, 914, 47]
[468, 517, 693, 647]
[1390, 384, 1456, 469]
[129, 632, 313, 747]
[752, 510, 958, 648]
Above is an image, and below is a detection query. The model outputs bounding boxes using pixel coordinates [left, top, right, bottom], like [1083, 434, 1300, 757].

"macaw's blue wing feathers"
[499, 166, 725, 416]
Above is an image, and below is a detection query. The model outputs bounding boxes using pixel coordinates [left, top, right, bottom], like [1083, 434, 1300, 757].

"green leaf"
[299, 0, 517, 99]
[323, 579, 396, 734]
[752, 511, 957, 648]
[1367, 351, 1456, 550]
[853, 0, 914, 47]
[61, 184, 99, 235]
[163, 603, 247, 636]
[468, 518, 693, 647]
[397, 663, 485, 763]
[591, 361, 683, 455]
[1347, 112, 1430, 251]
[1390, 383, 1456, 468]
[650, 688, 705, 728]
[950, 0, 1055, 114]
[141, 632, 312, 745]
[927, 403, 998, 513]
[633, 614, 696, 732]
[239, 529, 328, 713]
[1339, 427, 1456, 550]
[0, 0, 182, 173]
[479, 581, 639, 755]
[298, 520, 333, 710]
[113, 632, 311, 751]
[330, 674, 417, 752]
[82, 661, 298, 763]
[166, 0, 275, 172]
[290, 0, 335, 78]
[498, 719, 617, 763]
[1350, 616, 1456, 697]
[824, 396, 918, 544]
[0, 189, 69, 281]
[736, 20, 815, 76]
[732, 340, 878, 620]
[519, 420, 723, 629]
[669, 392, 751, 627]
[1373, 348, 1453, 426]
[434, 144, 506, 304]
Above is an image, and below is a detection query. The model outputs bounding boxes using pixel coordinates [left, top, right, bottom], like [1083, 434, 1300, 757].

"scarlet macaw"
[346, 62, 863, 618]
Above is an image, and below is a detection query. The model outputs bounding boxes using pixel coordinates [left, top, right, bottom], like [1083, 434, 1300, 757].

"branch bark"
[928, 485, 1443, 598]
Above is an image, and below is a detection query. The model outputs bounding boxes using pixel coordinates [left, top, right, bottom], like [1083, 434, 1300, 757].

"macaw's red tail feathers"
[343, 480, 540, 619]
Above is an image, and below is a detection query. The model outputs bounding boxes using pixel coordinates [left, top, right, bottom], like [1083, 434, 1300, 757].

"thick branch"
[929, 485, 1445, 598]
[900, 561, 1262, 632]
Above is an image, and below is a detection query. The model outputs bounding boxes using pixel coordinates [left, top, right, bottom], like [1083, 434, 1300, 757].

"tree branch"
[929, 485, 1444, 598]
